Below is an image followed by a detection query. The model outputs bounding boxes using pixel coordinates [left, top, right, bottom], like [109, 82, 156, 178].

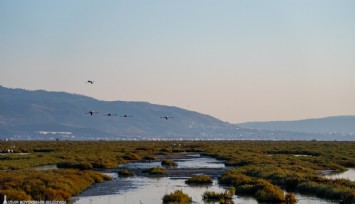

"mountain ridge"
[1, 85, 354, 141]
[0, 85, 233, 140]
[240, 115, 355, 134]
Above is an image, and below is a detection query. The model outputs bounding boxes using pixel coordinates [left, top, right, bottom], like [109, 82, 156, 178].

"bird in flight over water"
[86, 80, 94, 84]
[105, 113, 118, 117]
[120, 114, 133, 118]
[86, 111, 99, 116]
[160, 116, 173, 120]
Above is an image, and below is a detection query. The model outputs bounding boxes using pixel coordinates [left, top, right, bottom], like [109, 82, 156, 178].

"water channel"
[72, 154, 352, 204]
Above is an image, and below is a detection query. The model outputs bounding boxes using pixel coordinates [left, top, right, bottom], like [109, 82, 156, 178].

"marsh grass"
[0, 169, 110, 201]
[161, 160, 178, 167]
[142, 155, 156, 161]
[285, 192, 297, 204]
[142, 166, 167, 175]
[57, 162, 93, 170]
[162, 190, 191, 204]
[202, 187, 235, 203]
[118, 169, 134, 176]
[186, 175, 212, 185]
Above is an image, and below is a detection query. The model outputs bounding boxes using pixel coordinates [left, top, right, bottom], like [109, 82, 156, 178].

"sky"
[1, 1, 355, 123]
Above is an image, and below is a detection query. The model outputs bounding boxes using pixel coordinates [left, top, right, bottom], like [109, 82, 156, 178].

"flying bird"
[120, 114, 133, 118]
[160, 116, 173, 120]
[86, 80, 94, 84]
[86, 111, 99, 116]
[105, 113, 118, 117]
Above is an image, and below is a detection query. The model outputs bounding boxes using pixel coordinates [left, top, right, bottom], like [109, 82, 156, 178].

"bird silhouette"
[86, 80, 94, 84]
[120, 114, 133, 118]
[105, 113, 118, 117]
[86, 111, 98, 116]
[160, 116, 173, 120]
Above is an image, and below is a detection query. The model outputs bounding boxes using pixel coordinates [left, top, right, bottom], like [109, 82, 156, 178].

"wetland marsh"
[0, 141, 354, 203]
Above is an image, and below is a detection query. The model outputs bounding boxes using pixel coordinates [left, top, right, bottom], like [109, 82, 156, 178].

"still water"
[74, 154, 346, 204]
[324, 168, 355, 181]
[33, 164, 58, 170]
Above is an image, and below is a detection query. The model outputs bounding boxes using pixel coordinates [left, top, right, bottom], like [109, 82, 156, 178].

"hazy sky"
[1, 1, 355, 123]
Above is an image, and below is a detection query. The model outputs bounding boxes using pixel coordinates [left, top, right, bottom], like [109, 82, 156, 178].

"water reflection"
[75, 177, 257, 204]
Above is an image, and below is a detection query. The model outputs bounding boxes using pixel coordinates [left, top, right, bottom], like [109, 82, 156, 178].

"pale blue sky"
[1, 1, 355, 123]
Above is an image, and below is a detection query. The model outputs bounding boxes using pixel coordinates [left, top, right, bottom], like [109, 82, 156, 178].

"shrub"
[218, 172, 253, 186]
[0, 189, 31, 201]
[236, 184, 258, 195]
[142, 166, 166, 175]
[186, 175, 212, 185]
[284, 176, 302, 190]
[220, 172, 285, 203]
[43, 188, 69, 200]
[285, 192, 297, 204]
[203, 187, 235, 203]
[0, 169, 110, 201]
[255, 182, 285, 202]
[340, 191, 355, 204]
[297, 181, 353, 201]
[143, 155, 156, 161]
[162, 190, 191, 204]
[160, 148, 172, 153]
[91, 159, 118, 169]
[123, 153, 141, 160]
[161, 160, 178, 167]
[33, 148, 55, 153]
[118, 169, 134, 177]
[57, 162, 93, 170]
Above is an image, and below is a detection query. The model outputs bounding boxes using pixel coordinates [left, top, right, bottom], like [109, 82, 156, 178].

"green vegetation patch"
[118, 169, 134, 177]
[162, 190, 191, 204]
[142, 166, 167, 175]
[57, 162, 93, 170]
[285, 192, 297, 204]
[122, 153, 141, 160]
[186, 175, 212, 185]
[202, 187, 235, 203]
[142, 155, 156, 161]
[0, 169, 110, 201]
[161, 160, 178, 167]
[219, 172, 285, 202]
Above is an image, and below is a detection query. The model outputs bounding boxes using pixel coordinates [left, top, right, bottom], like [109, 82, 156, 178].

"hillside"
[240, 116, 355, 134]
[0, 86, 237, 140]
[1, 86, 354, 141]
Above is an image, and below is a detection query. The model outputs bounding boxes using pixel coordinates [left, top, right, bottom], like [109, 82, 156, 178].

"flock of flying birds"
[85, 80, 174, 120]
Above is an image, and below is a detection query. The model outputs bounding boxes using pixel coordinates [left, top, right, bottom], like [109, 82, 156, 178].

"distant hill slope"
[1, 86, 354, 141]
[0, 86, 236, 140]
[240, 116, 355, 134]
